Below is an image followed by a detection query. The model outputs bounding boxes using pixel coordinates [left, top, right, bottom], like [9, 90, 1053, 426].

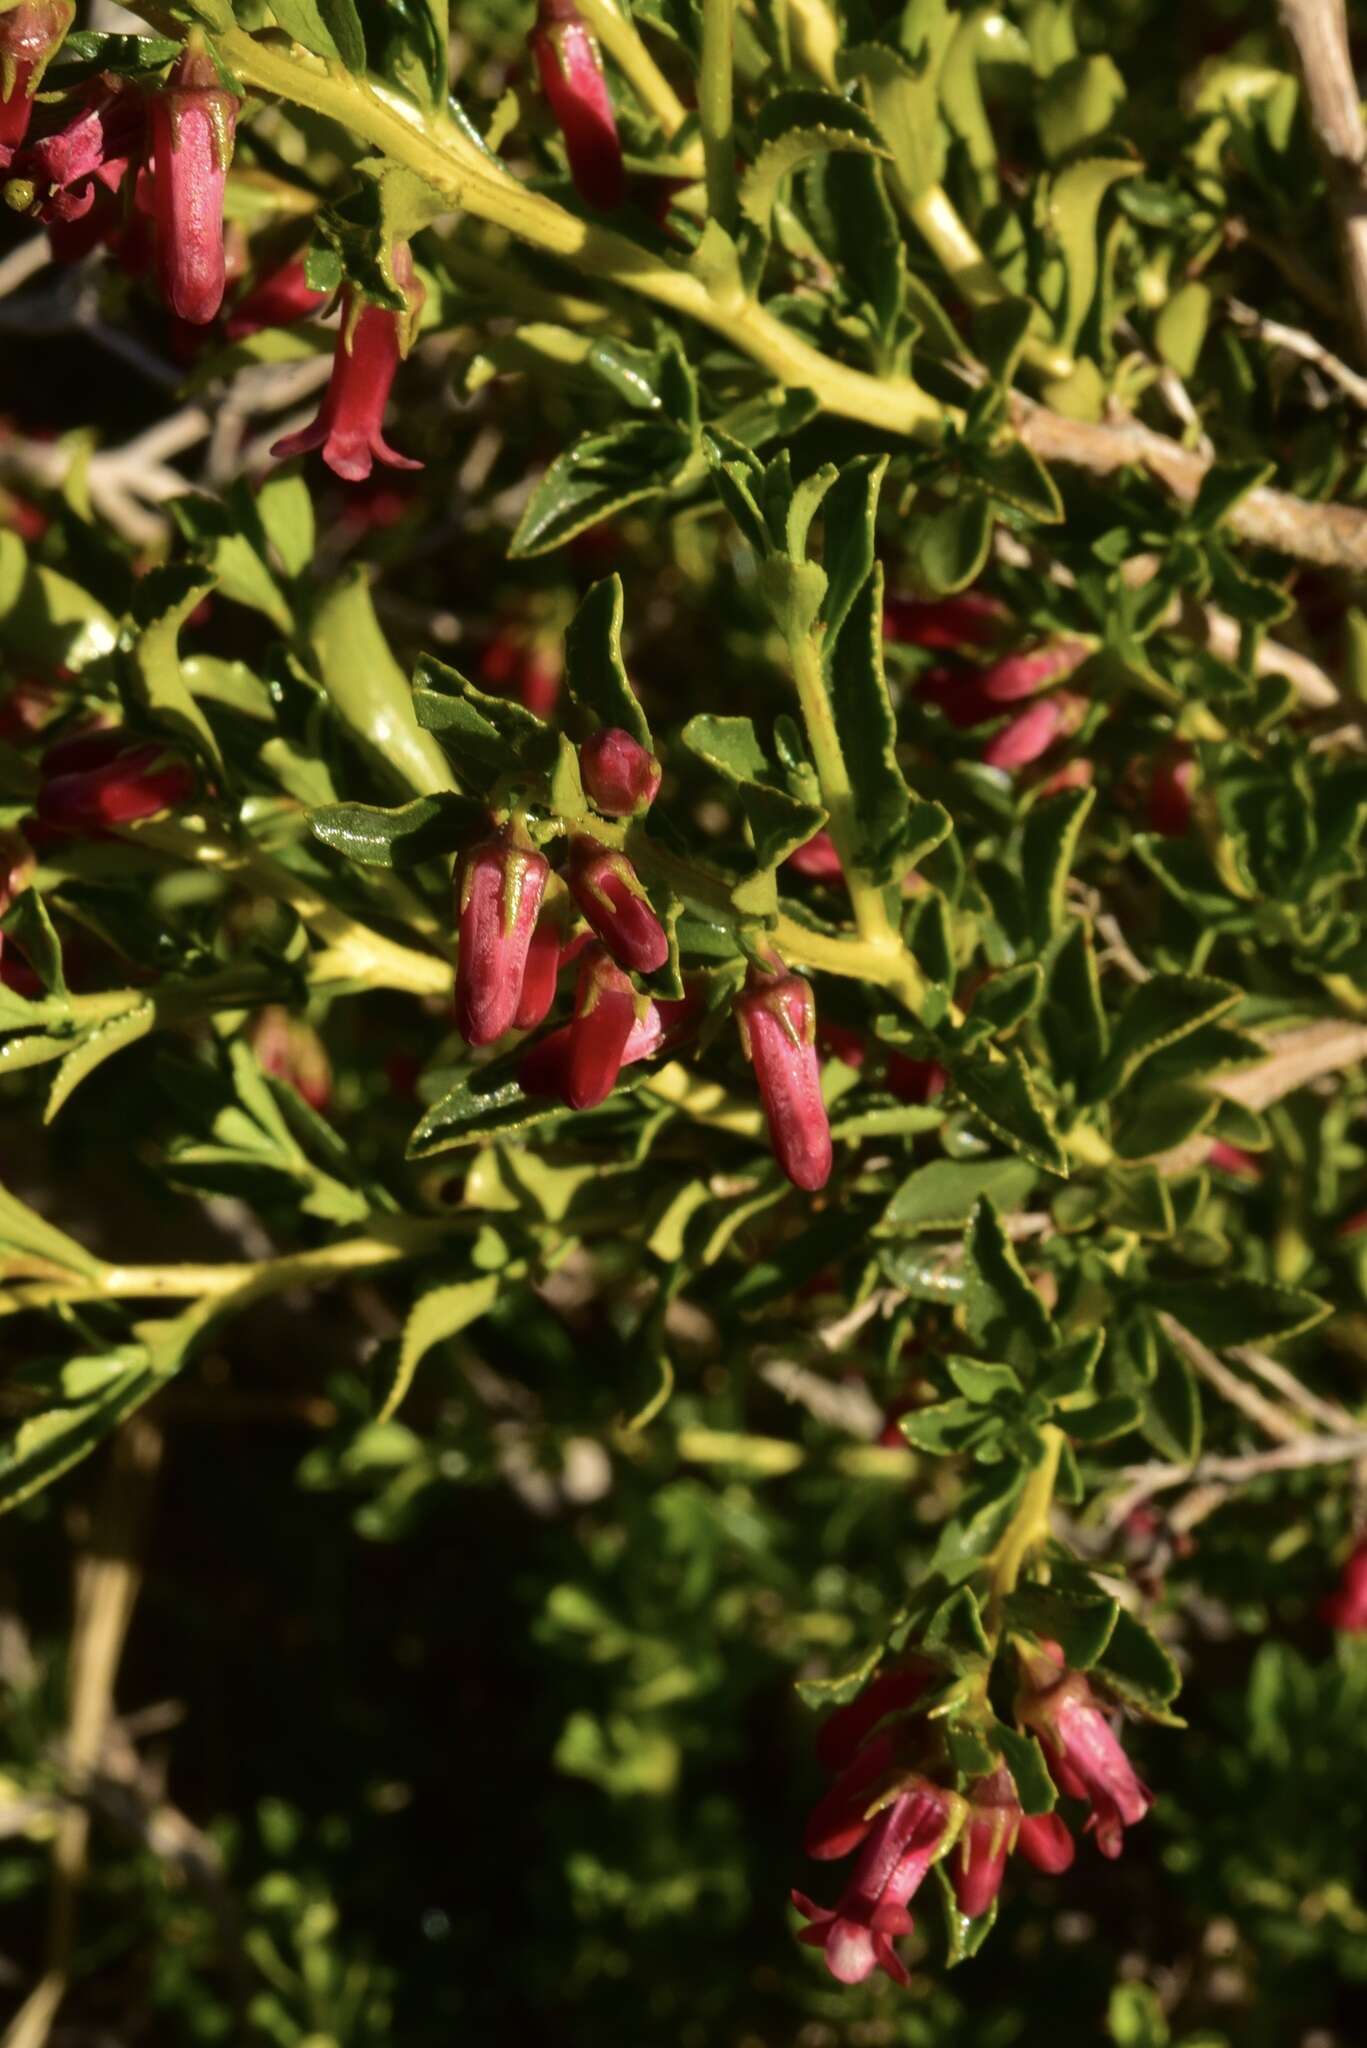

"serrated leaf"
[46, 1003, 154, 1123]
[740, 90, 888, 232]
[795, 1643, 885, 1711]
[930, 1459, 1029, 1583]
[1095, 1606, 1182, 1714]
[962, 1196, 1056, 1353]
[129, 566, 223, 772]
[564, 575, 651, 747]
[1152, 1281, 1331, 1348]
[510, 420, 694, 557]
[908, 492, 994, 596]
[1004, 1584, 1119, 1668]
[826, 563, 913, 881]
[1143, 1327, 1202, 1462]
[993, 1722, 1057, 1813]
[1021, 786, 1095, 945]
[946, 1356, 1023, 1402]
[309, 793, 483, 868]
[1094, 974, 1241, 1098]
[952, 1051, 1067, 1176]
[377, 1272, 501, 1423]
[1061, 1393, 1144, 1442]
[681, 714, 826, 873]
[883, 1155, 1038, 1232]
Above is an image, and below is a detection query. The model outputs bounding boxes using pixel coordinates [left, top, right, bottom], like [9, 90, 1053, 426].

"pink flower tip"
[454, 835, 549, 1046]
[566, 836, 668, 974]
[271, 243, 424, 481]
[579, 727, 661, 815]
[530, 0, 625, 210]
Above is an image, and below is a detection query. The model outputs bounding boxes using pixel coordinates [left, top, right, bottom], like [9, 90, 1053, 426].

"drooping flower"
[565, 835, 668, 974]
[226, 252, 330, 340]
[1015, 1809, 1075, 1873]
[0, 2, 73, 155]
[562, 944, 644, 1108]
[815, 1661, 933, 1774]
[950, 1770, 1020, 1919]
[1015, 1642, 1152, 1859]
[793, 1779, 960, 1986]
[802, 1732, 901, 1862]
[271, 243, 425, 482]
[6, 75, 142, 246]
[36, 728, 194, 832]
[529, 0, 625, 211]
[149, 47, 238, 324]
[518, 978, 688, 1104]
[735, 966, 832, 1192]
[454, 835, 549, 1047]
[1320, 1538, 1367, 1634]
[578, 727, 661, 816]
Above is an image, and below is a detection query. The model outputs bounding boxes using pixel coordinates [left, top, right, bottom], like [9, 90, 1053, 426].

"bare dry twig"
[1276, 0, 1367, 367]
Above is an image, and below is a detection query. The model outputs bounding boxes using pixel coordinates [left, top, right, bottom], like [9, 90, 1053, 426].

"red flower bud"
[815, 1660, 933, 1774]
[454, 836, 549, 1046]
[226, 253, 330, 341]
[566, 836, 668, 974]
[1320, 1538, 1367, 1634]
[250, 1005, 332, 1115]
[579, 727, 661, 816]
[37, 737, 194, 832]
[1015, 1810, 1075, 1874]
[950, 1771, 1020, 1919]
[981, 694, 1073, 771]
[803, 1732, 899, 1861]
[975, 640, 1088, 704]
[817, 1020, 866, 1068]
[529, 0, 625, 211]
[511, 909, 568, 1031]
[884, 1052, 947, 1104]
[1148, 750, 1195, 836]
[271, 243, 424, 483]
[735, 967, 833, 1192]
[882, 590, 1005, 651]
[149, 49, 238, 325]
[1207, 1140, 1261, 1180]
[0, 2, 73, 154]
[785, 830, 843, 882]
[565, 943, 639, 1108]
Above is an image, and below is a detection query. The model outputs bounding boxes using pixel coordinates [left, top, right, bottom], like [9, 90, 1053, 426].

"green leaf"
[899, 1396, 987, 1454]
[1149, 1281, 1331, 1348]
[309, 793, 483, 868]
[883, 1156, 1038, 1232]
[377, 1272, 501, 1423]
[1186, 460, 1275, 537]
[930, 1459, 1029, 1582]
[0, 1185, 102, 1279]
[1061, 1393, 1144, 1442]
[962, 1196, 1056, 1354]
[971, 298, 1037, 385]
[128, 567, 223, 772]
[1143, 1326, 1203, 1462]
[820, 455, 887, 650]
[826, 564, 913, 881]
[681, 714, 825, 874]
[1043, 157, 1138, 352]
[1021, 786, 1095, 945]
[564, 576, 651, 747]
[46, 1002, 155, 1123]
[0, 1355, 157, 1516]
[1095, 1606, 1182, 1714]
[993, 1722, 1057, 1814]
[1036, 54, 1125, 161]
[256, 471, 316, 580]
[907, 492, 994, 596]
[0, 532, 116, 672]
[952, 1051, 1067, 1176]
[740, 90, 888, 234]
[946, 1356, 1023, 1402]
[844, 35, 950, 201]
[309, 568, 456, 799]
[1094, 974, 1241, 1097]
[795, 1643, 885, 1711]
[1004, 1584, 1119, 1668]
[510, 420, 694, 558]
[1043, 921, 1108, 1086]
[1, 888, 65, 999]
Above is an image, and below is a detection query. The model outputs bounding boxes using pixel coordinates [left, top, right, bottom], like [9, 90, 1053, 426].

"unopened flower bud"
[37, 734, 194, 832]
[529, 0, 625, 211]
[454, 835, 549, 1046]
[883, 590, 1005, 650]
[1014, 1810, 1075, 1873]
[982, 692, 1081, 771]
[271, 242, 424, 482]
[566, 835, 668, 973]
[565, 943, 639, 1108]
[150, 48, 238, 324]
[0, 3, 73, 154]
[579, 727, 661, 816]
[227, 253, 329, 340]
[785, 830, 843, 882]
[735, 966, 832, 1191]
[511, 908, 568, 1032]
[951, 1771, 1020, 1919]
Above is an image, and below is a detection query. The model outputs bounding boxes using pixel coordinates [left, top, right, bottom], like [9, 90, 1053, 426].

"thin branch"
[1276, 0, 1367, 366]
[1226, 1343, 1358, 1434]
[1107, 1427, 1367, 1524]
[1225, 294, 1367, 410]
[1158, 1315, 1305, 1446]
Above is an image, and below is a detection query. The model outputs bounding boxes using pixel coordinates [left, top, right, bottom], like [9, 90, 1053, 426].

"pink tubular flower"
[0, 2, 73, 155]
[37, 731, 193, 832]
[529, 0, 624, 211]
[565, 835, 668, 974]
[454, 836, 549, 1047]
[803, 1733, 901, 1862]
[271, 243, 424, 482]
[226, 253, 330, 341]
[579, 727, 661, 816]
[149, 48, 238, 324]
[512, 910, 568, 1031]
[518, 984, 686, 1103]
[793, 1780, 959, 1986]
[1207, 1141, 1261, 1181]
[883, 591, 1006, 651]
[565, 943, 638, 1108]
[1320, 1539, 1367, 1634]
[951, 1770, 1020, 1919]
[1015, 1810, 1075, 1874]
[1016, 1643, 1152, 1859]
[786, 830, 843, 882]
[736, 967, 833, 1192]
[8, 77, 142, 237]
[982, 692, 1081, 771]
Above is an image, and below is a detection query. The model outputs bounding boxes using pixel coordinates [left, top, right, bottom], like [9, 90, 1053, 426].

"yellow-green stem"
[699, 0, 738, 231]
[904, 183, 1075, 383]
[987, 1423, 1065, 1627]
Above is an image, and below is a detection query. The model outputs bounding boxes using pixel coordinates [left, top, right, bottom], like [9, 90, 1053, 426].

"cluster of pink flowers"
[795, 1640, 1151, 1987]
[452, 728, 835, 1189]
[887, 596, 1091, 774]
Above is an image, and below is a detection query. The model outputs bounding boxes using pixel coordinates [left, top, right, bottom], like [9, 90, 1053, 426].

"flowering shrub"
[3, 0, 1367, 2040]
